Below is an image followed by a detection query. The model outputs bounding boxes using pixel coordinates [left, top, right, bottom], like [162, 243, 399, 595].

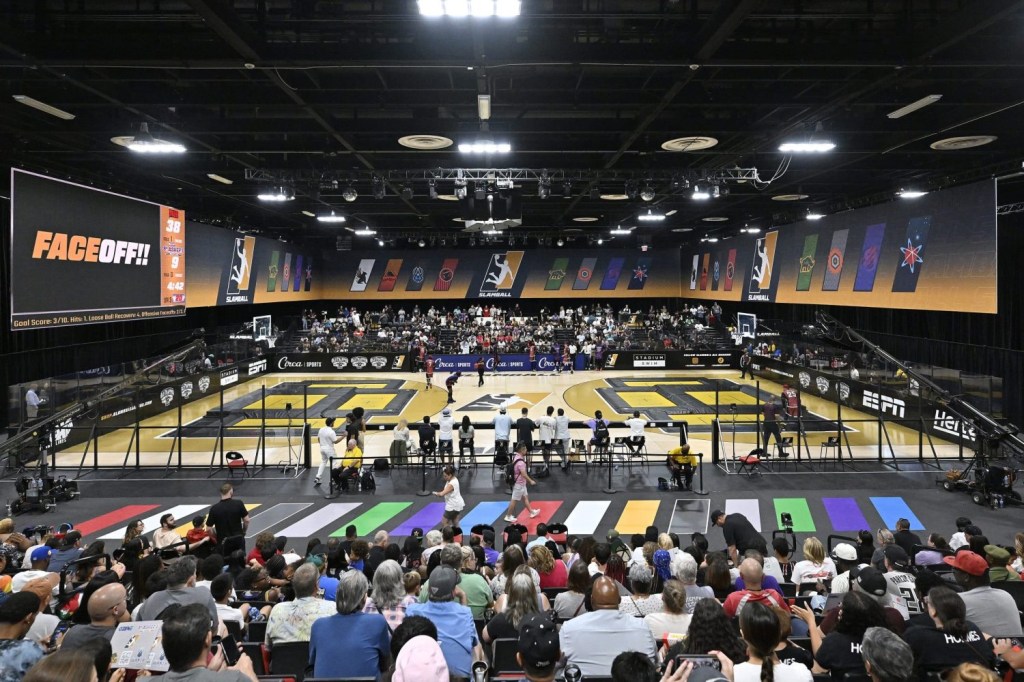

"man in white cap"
[829, 542, 865, 594]
[493, 406, 512, 461]
[438, 407, 455, 464]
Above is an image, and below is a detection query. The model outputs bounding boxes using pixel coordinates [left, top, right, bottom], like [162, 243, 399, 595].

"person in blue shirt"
[309, 569, 390, 680]
[406, 566, 481, 678]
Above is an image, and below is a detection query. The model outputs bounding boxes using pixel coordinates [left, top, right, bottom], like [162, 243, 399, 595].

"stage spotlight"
[640, 184, 656, 201]
[342, 186, 358, 202]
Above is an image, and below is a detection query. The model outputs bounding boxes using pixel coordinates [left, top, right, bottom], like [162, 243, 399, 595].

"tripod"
[276, 402, 300, 476]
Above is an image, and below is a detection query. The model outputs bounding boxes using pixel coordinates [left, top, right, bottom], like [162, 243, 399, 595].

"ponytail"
[760, 655, 775, 682]
[928, 586, 970, 639]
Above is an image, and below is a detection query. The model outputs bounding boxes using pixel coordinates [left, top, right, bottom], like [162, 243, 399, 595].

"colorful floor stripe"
[668, 499, 710, 535]
[77, 504, 160, 537]
[515, 501, 563, 534]
[246, 503, 312, 538]
[391, 503, 445, 536]
[332, 502, 411, 537]
[275, 503, 362, 538]
[724, 499, 762, 531]
[99, 505, 209, 541]
[562, 501, 611, 536]
[458, 501, 510, 531]
[615, 500, 661, 534]
[870, 497, 924, 531]
[822, 497, 870, 532]
[772, 498, 816, 532]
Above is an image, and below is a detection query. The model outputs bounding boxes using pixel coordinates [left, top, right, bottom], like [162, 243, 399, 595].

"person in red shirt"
[528, 343, 537, 373]
[425, 355, 435, 390]
[723, 558, 786, 619]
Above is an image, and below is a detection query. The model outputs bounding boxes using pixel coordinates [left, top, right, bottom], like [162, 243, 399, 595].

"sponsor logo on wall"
[862, 389, 906, 418]
[479, 251, 524, 297]
[248, 359, 267, 375]
[220, 370, 238, 386]
[225, 236, 256, 303]
[180, 381, 193, 399]
[634, 353, 666, 368]
[160, 387, 175, 406]
[933, 409, 977, 442]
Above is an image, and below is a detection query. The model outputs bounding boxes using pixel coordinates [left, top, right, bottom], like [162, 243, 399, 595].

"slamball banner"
[321, 248, 680, 300]
[680, 180, 996, 313]
[272, 353, 410, 372]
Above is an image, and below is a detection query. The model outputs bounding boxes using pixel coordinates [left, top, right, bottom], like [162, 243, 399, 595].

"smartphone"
[211, 630, 241, 663]
[50, 622, 71, 647]
[673, 655, 722, 671]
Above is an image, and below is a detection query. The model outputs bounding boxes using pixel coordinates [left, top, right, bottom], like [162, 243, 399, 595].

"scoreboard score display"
[10, 169, 186, 330]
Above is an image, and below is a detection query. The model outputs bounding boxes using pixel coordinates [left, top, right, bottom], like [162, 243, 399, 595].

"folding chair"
[736, 448, 767, 477]
[819, 436, 840, 468]
[773, 437, 795, 471]
[226, 451, 250, 478]
[625, 436, 649, 472]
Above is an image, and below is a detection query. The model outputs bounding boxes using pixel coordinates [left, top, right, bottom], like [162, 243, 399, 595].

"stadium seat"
[490, 638, 523, 675]
[269, 641, 310, 682]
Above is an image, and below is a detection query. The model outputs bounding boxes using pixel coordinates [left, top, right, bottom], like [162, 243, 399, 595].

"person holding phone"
[159, 603, 257, 682]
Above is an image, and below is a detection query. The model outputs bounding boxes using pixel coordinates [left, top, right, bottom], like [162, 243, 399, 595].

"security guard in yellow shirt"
[666, 444, 699, 490]
[332, 439, 363, 491]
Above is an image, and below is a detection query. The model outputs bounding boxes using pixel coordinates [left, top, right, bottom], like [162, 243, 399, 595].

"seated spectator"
[723, 558, 786, 619]
[829, 543, 863, 594]
[209, 573, 246, 626]
[20, 576, 61, 646]
[160, 603, 258, 682]
[264, 563, 334, 649]
[136, 555, 219, 628]
[391, 634, 449, 682]
[363, 559, 409, 630]
[914, 534, 950, 567]
[773, 605, 814, 668]
[60, 583, 127, 650]
[48, 531, 83, 575]
[528, 546, 567, 590]
[0, 592, 44, 682]
[791, 537, 836, 590]
[872, 529, 896, 571]
[671, 552, 712, 613]
[22, 649, 100, 682]
[643, 579, 692, 646]
[794, 590, 888, 680]
[309, 569, 390, 679]
[706, 554, 736, 600]
[153, 513, 184, 555]
[942, 663, 1001, 682]
[736, 549, 784, 594]
[406, 566, 480, 678]
[517, 613, 560, 682]
[559, 576, 656, 677]
[553, 561, 590, 621]
[903, 586, 995, 680]
[483, 573, 541, 643]
[773, 537, 795, 583]
[983, 544, 1019, 582]
[734, 602, 813, 682]
[893, 518, 923, 556]
[621, 562, 662, 616]
[491, 545, 540, 599]
[818, 567, 906, 635]
[860, 626, 914, 682]
[665, 597, 746, 663]
[945, 551, 1023, 636]
[457, 546, 494, 618]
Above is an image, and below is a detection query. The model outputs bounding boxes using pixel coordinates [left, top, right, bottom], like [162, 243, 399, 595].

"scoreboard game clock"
[10, 169, 187, 330]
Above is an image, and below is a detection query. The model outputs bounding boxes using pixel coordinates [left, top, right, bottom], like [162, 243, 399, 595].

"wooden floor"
[53, 368, 960, 469]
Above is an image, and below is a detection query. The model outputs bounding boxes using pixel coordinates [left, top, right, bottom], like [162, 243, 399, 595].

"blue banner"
[431, 353, 583, 373]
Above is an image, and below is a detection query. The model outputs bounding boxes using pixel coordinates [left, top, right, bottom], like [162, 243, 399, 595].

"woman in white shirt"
[433, 464, 465, 528]
[734, 602, 812, 682]
[391, 419, 410, 464]
[643, 579, 692, 648]
[790, 537, 836, 590]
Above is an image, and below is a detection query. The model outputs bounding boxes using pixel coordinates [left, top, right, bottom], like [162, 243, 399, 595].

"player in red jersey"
[425, 356, 435, 390]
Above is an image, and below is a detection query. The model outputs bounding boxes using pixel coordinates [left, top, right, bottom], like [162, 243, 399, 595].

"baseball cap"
[442, 407, 451, 416]
[427, 565, 460, 599]
[30, 547, 52, 563]
[944, 551, 988, 576]
[410, 528, 424, 541]
[499, 406, 507, 413]
[61, 530, 82, 548]
[831, 543, 857, 562]
[518, 613, 560, 673]
[711, 510, 725, 524]
[883, 545, 910, 570]
[854, 566, 887, 597]
[393, 635, 448, 682]
[606, 529, 620, 541]
[985, 544, 1011, 564]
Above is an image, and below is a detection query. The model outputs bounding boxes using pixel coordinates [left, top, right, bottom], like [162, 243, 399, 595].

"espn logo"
[248, 359, 267, 375]
[862, 390, 905, 418]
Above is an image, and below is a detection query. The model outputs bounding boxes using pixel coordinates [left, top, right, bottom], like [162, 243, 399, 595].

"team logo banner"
[351, 259, 375, 292]
[745, 231, 779, 302]
[478, 251, 524, 297]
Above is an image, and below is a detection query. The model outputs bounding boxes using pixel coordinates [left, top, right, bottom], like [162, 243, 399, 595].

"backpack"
[594, 420, 610, 441]
[504, 458, 519, 488]
[360, 470, 376, 492]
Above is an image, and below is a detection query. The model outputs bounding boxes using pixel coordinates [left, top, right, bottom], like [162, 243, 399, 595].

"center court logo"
[226, 236, 256, 301]
[479, 251, 525, 297]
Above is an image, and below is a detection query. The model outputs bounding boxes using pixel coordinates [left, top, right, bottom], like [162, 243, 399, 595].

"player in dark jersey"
[425, 356, 435, 390]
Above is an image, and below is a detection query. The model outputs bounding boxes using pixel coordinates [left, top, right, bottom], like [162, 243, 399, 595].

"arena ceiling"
[1, 1, 1022, 249]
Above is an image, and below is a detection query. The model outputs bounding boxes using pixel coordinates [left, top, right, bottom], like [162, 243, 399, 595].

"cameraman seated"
[666, 444, 699, 491]
[331, 439, 363, 491]
[418, 416, 437, 459]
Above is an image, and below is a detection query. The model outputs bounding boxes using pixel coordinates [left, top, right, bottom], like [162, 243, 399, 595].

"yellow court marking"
[672, 414, 761, 425]
[308, 383, 389, 389]
[619, 391, 675, 408]
[175, 503, 261, 537]
[339, 393, 397, 410]
[623, 381, 702, 387]
[615, 500, 661, 534]
[245, 394, 328, 410]
[687, 390, 758, 406]
[233, 419, 321, 428]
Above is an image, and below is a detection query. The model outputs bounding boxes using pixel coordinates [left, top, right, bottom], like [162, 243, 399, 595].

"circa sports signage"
[272, 353, 410, 373]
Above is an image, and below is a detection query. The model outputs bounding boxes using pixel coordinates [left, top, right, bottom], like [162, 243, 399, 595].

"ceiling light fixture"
[342, 186, 358, 202]
[692, 183, 710, 200]
[207, 173, 233, 185]
[127, 122, 186, 154]
[610, 227, 633, 235]
[458, 141, 511, 153]
[806, 211, 824, 221]
[354, 228, 376, 236]
[638, 209, 665, 222]
[556, 238, 565, 247]
[317, 210, 346, 223]
[640, 184, 656, 202]
[378, 238, 385, 247]
[477, 94, 492, 120]
[13, 95, 76, 120]
[898, 188, 927, 199]
[301, 210, 316, 217]
[707, 236, 720, 243]
[418, 0, 520, 17]
[418, 239, 426, 247]
[887, 94, 942, 119]
[596, 238, 604, 245]
[778, 141, 836, 153]
[256, 185, 295, 202]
